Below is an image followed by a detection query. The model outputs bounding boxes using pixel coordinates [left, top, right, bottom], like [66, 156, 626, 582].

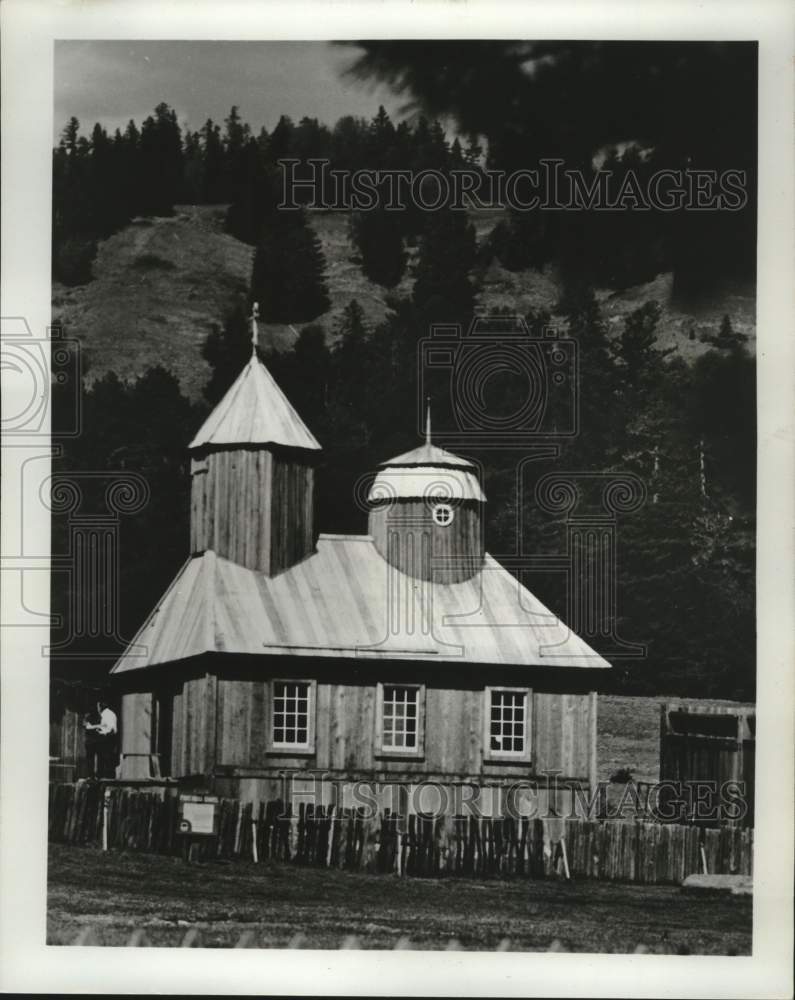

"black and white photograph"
[1, 2, 793, 996]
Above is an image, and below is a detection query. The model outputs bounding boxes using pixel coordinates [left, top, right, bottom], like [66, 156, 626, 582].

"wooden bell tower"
[188, 304, 321, 575]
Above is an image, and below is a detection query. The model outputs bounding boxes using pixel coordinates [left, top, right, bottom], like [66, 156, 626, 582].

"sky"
[53, 41, 405, 143]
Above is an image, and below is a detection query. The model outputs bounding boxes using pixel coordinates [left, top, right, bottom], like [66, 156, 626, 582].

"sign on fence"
[178, 794, 219, 837]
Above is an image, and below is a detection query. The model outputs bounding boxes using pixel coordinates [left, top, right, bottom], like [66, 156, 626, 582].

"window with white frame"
[376, 683, 424, 756]
[271, 680, 312, 750]
[485, 687, 530, 760]
[431, 502, 454, 526]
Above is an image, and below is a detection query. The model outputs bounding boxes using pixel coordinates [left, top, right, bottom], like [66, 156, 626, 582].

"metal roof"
[368, 466, 486, 503]
[189, 353, 321, 451]
[112, 535, 610, 674]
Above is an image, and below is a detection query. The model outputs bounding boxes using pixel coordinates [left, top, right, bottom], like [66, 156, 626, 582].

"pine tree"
[558, 286, 620, 466]
[350, 209, 406, 288]
[334, 300, 369, 376]
[428, 120, 450, 168]
[412, 206, 477, 325]
[690, 344, 755, 509]
[200, 119, 224, 203]
[488, 211, 552, 272]
[138, 102, 183, 215]
[330, 300, 371, 437]
[707, 314, 749, 352]
[226, 137, 275, 245]
[268, 115, 295, 161]
[201, 299, 252, 406]
[89, 123, 121, 237]
[290, 324, 331, 433]
[367, 105, 396, 166]
[449, 137, 464, 168]
[617, 302, 665, 386]
[464, 134, 483, 166]
[250, 209, 330, 323]
[222, 105, 251, 201]
[119, 119, 143, 217]
[330, 115, 368, 171]
[60, 117, 80, 156]
[292, 116, 331, 162]
[182, 129, 205, 204]
[53, 116, 100, 284]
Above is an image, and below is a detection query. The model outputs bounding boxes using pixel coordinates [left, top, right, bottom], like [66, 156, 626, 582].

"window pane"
[489, 690, 525, 754]
[382, 686, 419, 751]
[273, 682, 310, 745]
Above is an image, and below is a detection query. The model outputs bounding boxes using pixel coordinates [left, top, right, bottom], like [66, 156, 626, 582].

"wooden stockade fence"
[49, 783, 753, 885]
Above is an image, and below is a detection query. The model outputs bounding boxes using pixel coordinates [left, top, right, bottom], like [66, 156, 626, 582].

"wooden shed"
[659, 700, 755, 827]
[111, 335, 611, 817]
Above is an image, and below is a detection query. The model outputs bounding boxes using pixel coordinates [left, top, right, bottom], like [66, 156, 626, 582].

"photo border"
[1, 1, 793, 996]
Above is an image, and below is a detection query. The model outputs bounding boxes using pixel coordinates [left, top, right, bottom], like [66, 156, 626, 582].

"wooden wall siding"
[369, 500, 483, 584]
[190, 448, 314, 575]
[270, 452, 315, 576]
[160, 675, 216, 778]
[203, 677, 594, 784]
[172, 683, 183, 777]
[659, 702, 755, 827]
[533, 694, 592, 780]
[120, 692, 153, 779]
[218, 676, 266, 766]
[424, 687, 482, 774]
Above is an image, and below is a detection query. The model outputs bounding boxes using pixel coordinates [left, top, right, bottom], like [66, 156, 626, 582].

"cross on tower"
[250, 301, 260, 355]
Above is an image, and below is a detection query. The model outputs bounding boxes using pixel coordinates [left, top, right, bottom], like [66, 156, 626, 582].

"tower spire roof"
[371, 401, 485, 501]
[189, 352, 321, 452]
[379, 432, 476, 470]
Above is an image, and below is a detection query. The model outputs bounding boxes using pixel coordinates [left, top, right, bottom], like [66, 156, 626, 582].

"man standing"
[84, 700, 118, 778]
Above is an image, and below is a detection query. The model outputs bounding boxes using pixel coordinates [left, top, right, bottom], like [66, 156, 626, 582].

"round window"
[432, 503, 455, 527]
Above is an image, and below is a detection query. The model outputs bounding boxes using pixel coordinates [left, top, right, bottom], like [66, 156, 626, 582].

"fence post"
[102, 786, 110, 852]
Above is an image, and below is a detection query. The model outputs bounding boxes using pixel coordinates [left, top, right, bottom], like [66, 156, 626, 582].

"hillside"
[477, 260, 756, 363]
[52, 205, 756, 402]
[52, 205, 253, 400]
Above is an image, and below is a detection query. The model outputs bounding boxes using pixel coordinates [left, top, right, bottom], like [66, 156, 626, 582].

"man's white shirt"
[97, 707, 118, 735]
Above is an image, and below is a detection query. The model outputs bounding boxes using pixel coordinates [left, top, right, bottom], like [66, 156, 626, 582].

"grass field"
[53, 205, 756, 402]
[598, 695, 663, 786]
[47, 843, 751, 953]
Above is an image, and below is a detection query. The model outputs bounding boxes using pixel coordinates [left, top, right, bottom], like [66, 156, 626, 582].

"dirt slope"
[52, 205, 253, 400]
[52, 205, 755, 402]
